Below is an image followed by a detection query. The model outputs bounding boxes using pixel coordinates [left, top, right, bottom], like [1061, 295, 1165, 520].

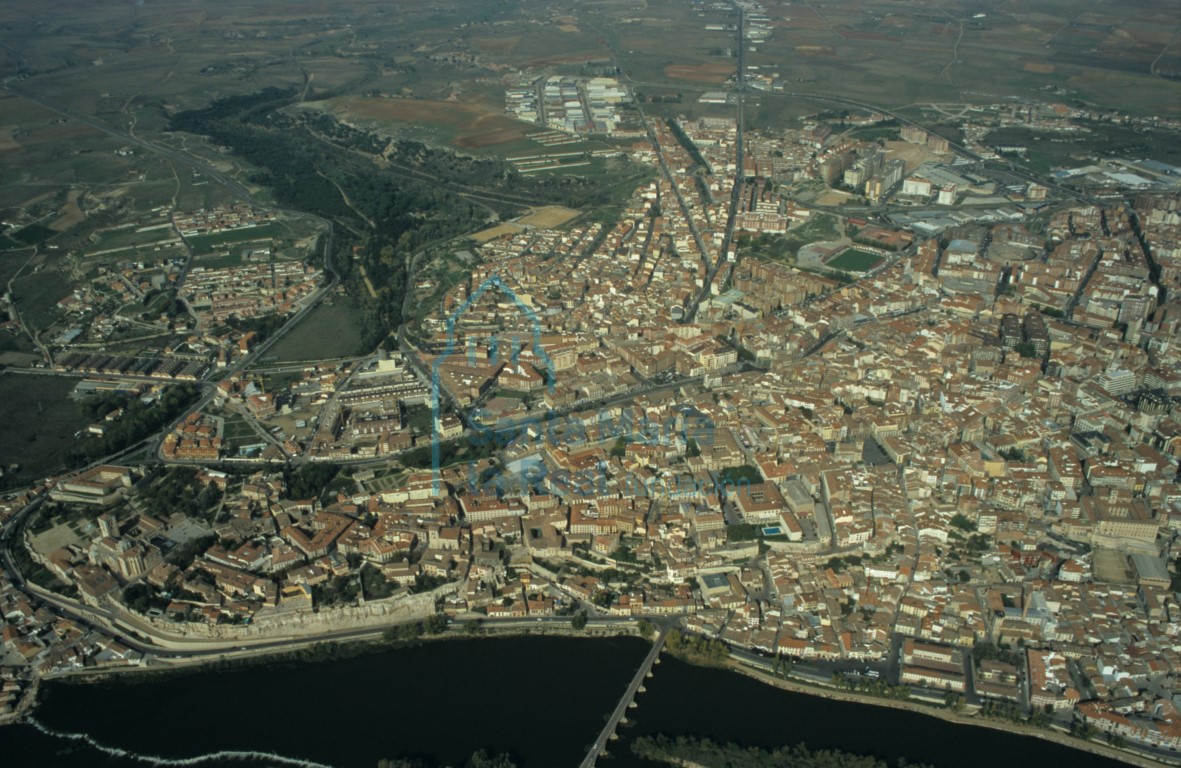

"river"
[0, 636, 1132, 768]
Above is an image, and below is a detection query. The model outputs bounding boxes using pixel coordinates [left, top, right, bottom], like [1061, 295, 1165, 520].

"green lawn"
[404, 405, 433, 432]
[185, 223, 283, 255]
[826, 249, 882, 272]
[267, 299, 367, 361]
[260, 370, 303, 393]
[12, 268, 72, 332]
[741, 213, 843, 263]
[11, 223, 56, 245]
[794, 213, 840, 242]
[366, 471, 407, 493]
[220, 416, 258, 441]
[718, 465, 761, 486]
[0, 373, 91, 489]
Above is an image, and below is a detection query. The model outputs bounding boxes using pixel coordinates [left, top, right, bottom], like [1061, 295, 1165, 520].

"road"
[153, 221, 338, 461]
[685, 2, 745, 323]
[594, 22, 714, 284]
[0, 83, 344, 463]
[1, 498, 646, 661]
[4, 85, 260, 205]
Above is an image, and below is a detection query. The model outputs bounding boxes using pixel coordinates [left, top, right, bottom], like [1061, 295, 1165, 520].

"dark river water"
[0, 636, 1131, 768]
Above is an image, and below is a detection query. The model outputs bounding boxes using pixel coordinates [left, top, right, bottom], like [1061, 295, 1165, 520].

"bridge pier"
[578, 632, 667, 768]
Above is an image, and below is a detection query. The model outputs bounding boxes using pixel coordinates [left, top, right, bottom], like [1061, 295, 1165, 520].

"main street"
[685, 1, 746, 323]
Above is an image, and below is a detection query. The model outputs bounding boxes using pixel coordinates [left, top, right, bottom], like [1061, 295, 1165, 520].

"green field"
[741, 213, 843, 263]
[185, 223, 284, 255]
[266, 299, 367, 362]
[219, 413, 267, 454]
[0, 373, 91, 489]
[826, 249, 882, 272]
[718, 465, 761, 486]
[11, 223, 56, 245]
[985, 122, 1181, 169]
[12, 267, 73, 332]
[0, 249, 34, 289]
[364, 469, 408, 494]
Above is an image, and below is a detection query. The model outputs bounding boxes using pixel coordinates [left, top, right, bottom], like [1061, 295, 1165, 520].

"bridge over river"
[579, 629, 667, 768]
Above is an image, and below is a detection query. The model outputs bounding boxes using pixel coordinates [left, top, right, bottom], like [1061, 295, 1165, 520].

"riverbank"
[18, 634, 652, 768]
[10, 618, 640, 699]
[8, 634, 1141, 768]
[726, 659, 1160, 768]
[6, 622, 1160, 768]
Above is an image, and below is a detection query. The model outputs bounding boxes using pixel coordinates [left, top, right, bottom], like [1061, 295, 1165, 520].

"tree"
[571, 611, 588, 630]
[949, 513, 976, 532]
[1014, 341, 1040, 359]
[465, 752, 518, 768]
[423, 613, 448, 634]
[123, 583, 154, 613]
[637, 619, 655, 639]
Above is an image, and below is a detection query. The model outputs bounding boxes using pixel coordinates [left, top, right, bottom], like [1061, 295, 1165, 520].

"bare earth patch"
[472, 223, 524, 243]
[324, 97, 534, 151]
[516, 205, 580, 228]
[795, 45, 836, 57]
[1023, 61, 1056, 74]
[50, 189, 86, 232]
[664, 62, 735, 83]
